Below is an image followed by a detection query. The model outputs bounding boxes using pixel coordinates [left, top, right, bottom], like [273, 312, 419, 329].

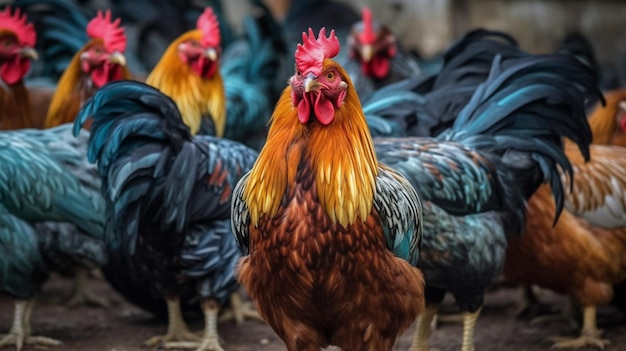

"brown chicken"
[232, 28, 425, 351]
[0, 7, 38, 130]
[505, 103, 626, 348]
[44, 10, 130, 129]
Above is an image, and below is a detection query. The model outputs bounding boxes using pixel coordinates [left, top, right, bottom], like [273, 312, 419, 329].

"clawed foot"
[218, 293, 264, 325]
[65, 268, 109, 308]
[65, 289, 109, 308]
[166, 336, 224, 351]
[548, 335, 610, 349]
[142, 330, 202, 348]
[0, 332, 62, 351]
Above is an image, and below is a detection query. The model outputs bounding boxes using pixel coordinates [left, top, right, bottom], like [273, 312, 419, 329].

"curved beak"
[205, 47, 218, 61]
[360, 44, 373, 62]
[20, 47, 38, 60]
[108, 52, 127, 66]
[304, 74, 320, 93]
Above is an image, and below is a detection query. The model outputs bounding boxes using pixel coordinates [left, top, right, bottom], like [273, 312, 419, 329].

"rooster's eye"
[327, 72, 335, 80]
[2, 40, 11, 47]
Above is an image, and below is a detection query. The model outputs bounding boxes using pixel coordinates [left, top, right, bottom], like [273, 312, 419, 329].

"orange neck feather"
[44, 39, 131, 128]
[244, 61, 378, 228]
[588, 88, 626, 147]
[145, 30, 226, 136]
[0, 80, 32, 129]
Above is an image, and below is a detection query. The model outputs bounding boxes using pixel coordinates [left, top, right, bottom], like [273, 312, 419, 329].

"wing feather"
[373, 165, 423, 267]
[563, 143, 626, 228]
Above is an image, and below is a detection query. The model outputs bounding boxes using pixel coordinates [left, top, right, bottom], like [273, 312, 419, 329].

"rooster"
[0, 6, 38, 130]
[373, 51, 599, 351]
[342, 7, 424, 97]
[42, 9, 130, 129]
[232, 27, 425, 351]
[145, 7, 225, 137]
[144, 4, 284, 150]
[0, 124, 106, 350]
[74, 80, 259, 350]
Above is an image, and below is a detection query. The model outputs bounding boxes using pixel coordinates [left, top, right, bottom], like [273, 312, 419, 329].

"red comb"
[86, 10, 126, 52]
[196, 7, 220, 48]
[359, 7, 376, 45]
[0, 7, 36, 47]
[295, 27, 340, 76]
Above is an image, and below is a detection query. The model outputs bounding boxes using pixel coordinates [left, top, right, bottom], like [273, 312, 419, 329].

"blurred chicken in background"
[0, 6, 39, 130]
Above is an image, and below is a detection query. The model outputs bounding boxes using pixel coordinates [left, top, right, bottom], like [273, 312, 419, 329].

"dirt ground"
[1, 274, 625, 351]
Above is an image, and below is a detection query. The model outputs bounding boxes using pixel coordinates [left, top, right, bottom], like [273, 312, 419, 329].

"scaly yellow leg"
[218, 292, 264, 325]
[461, 307, 482, 351]
[409, 304, 440, 351]
[0, 299, 62, 351]
[167, 299, 225, 351]
[142, 295, 201, 348]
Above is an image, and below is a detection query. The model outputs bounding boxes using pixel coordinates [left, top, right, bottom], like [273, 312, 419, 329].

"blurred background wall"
[238, 0, 626, 75]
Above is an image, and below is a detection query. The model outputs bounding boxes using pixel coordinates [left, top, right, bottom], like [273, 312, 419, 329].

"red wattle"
[0, 57, 30, 85]
[371, 56, 390, 79]
[313, 93, 335, 125]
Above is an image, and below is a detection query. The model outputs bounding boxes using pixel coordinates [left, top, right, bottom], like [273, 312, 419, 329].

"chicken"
[504, 143, 626, 349]
[144, 4, 284, 150]
[231, 28, 425, 351]
[74, 80, 259, 351]
[0, 124, 106, 350]
[373, 52, 598, 351]
[145, 7, 226, 137]
[342, 6, 425, 97]
[0, 6, 39, 130]
[42, 9, 130, 129]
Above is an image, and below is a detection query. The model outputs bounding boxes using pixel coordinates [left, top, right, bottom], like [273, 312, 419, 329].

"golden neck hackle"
[244, 60, 378, 228]
[145, 30, 226, 136]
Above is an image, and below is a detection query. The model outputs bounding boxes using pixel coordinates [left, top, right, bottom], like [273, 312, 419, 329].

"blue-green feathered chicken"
[362, 29, 527, 138]
[74, 80, 259, 350]
[0, 125, 105, 350]
[374, 53, 600, 351]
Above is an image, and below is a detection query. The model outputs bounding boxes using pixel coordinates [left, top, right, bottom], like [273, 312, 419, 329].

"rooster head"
[81, 10, 127, 88]
[290, 27, 348, 126]
[348, 7, 396, 79]
[0, 7, 37, 85]
[178, 7, 221, 80]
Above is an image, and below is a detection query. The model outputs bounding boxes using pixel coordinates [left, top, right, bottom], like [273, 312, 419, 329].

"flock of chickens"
[0, 0, 625, 350]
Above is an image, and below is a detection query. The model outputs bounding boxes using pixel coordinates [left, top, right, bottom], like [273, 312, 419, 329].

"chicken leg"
[409, 304, 440, 351]
[166, 299, 225, 351]
[460, 307, 482, 351]
[548, 306, 610, 349]
[218, 292, 263, 325]
[65, 268, 109, 307]
[142, 295, 201, 348]
[515, 285, 560, 320]
[0, 299, 62, 351]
